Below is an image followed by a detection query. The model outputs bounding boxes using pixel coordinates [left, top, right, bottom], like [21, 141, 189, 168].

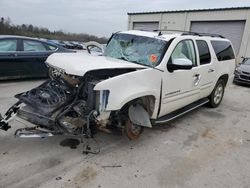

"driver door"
[159, 39, 201, 117]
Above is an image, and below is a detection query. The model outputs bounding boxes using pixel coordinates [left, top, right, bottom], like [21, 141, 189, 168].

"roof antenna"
[158, 31, 162, 36]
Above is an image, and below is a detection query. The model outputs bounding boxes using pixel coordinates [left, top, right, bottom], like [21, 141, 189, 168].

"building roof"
[127, 7, 250, 15]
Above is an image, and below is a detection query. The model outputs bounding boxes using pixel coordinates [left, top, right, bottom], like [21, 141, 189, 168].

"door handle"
[193, 73, 200, 78]
[208, 68, 214, 73]
[193, 73, 201, 86]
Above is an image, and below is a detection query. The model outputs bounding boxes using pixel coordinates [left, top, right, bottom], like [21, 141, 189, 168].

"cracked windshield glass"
[104, 33, 167, 67]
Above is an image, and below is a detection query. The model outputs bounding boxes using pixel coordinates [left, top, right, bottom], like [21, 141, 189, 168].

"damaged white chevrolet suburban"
[0, 30, 236, 146]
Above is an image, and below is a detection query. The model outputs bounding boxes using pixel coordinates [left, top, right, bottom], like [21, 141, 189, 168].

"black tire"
[208, 79, 225, 108]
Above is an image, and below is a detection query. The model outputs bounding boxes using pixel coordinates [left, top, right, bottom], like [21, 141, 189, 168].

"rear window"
[196, 40, 211, 65]
[211, 41, 235, 61]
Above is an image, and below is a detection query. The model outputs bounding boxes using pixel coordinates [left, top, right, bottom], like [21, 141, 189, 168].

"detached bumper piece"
[0, 101, 22, 131]
[0, 121, 10, 131]
[14, 127, 63, 138]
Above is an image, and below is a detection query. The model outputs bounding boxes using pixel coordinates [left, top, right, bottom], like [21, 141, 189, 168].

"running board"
[155, 98, 209, 124]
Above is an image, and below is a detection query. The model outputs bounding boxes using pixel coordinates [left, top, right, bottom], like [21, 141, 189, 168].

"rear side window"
[23, 40, 47, 52]
[211, 41, 235, 61]
[196, 40, 211, 65]
[0, 39, 17, 52]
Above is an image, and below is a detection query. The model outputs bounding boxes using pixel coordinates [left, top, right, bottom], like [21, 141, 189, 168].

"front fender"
[94, 68, 162, 119]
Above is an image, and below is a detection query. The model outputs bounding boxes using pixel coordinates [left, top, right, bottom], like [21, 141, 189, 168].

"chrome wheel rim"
[214, 84, 223, 104]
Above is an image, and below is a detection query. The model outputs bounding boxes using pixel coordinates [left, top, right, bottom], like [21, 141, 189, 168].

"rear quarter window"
[211, 41, 235, 61]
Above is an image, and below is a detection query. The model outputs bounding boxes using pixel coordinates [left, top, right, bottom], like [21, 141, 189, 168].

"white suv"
[0, 30, 236, 141]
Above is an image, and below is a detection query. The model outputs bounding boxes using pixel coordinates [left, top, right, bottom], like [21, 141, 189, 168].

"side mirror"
[167, 58, 193, 72]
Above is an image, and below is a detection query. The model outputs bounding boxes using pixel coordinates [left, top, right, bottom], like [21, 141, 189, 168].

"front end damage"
[0, 67, 140, 153]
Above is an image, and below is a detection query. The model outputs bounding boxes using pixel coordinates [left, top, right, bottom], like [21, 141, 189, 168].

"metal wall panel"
[191, 21, 246, 54]
[133, 22, 159, 31]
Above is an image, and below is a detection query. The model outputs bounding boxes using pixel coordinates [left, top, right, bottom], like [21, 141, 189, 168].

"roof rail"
[152, 29, 187, 36]
[152, 29, 225, 38]
[182, 31, 225, 38]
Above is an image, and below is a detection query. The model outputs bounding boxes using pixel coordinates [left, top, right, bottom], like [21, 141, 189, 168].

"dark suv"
[0, 35, 73, 80]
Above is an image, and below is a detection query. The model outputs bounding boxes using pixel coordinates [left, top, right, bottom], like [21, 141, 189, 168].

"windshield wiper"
[117, 57, 164, 72]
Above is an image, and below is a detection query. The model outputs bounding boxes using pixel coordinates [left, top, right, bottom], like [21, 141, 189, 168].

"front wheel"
[125, 119, 143, 140]
[208, 79, 225, 108]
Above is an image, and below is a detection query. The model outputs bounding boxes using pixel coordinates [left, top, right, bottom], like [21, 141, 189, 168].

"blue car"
[0, 35, 74, 80]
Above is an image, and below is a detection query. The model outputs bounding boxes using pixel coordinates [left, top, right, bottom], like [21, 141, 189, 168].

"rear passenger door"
[19, 39, 55, 77]
[195, 40, 216, 98]
[0, 38, 26, 79]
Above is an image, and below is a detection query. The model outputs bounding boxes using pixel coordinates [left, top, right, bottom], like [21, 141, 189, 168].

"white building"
[128, 7, 250, 59]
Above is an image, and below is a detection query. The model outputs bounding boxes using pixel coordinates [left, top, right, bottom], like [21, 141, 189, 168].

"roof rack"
[182, 31, 225, 38]
[152, 29, 225, 38]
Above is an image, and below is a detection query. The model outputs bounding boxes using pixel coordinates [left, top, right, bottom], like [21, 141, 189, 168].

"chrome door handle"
[208, 68, 214, 73]
[193, 73, 200, 77]
[193, 73, 201, 86]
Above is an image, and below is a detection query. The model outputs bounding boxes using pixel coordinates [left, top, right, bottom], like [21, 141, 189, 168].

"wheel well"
[121, 95, 156, 116]
[218, 74, 229, 85]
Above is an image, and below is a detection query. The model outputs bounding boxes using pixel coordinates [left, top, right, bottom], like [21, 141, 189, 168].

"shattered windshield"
[104, 33, 167, 67]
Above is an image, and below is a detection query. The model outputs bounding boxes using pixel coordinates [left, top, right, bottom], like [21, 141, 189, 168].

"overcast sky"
[0, 0, 250, 37]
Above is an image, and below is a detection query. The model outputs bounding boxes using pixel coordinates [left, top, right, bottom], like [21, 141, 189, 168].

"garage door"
[190, 21, 245, 54]
[133, 22, 159, 31]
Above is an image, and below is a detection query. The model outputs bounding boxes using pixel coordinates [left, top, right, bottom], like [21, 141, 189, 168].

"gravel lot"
[0, 80, 250, 188]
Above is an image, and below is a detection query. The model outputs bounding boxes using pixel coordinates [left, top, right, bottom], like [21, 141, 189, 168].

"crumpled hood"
[46, 53, 146, 76]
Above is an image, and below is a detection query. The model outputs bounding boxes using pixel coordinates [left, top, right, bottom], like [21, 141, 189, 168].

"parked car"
[62, 41, 75, 49]
[79, 42, 87, 50]
[0, 35, 74, 80]
[234, 57, 250, 85]
[0, 30, 235, 152]
[69, 41, 84, 49]
[47, 39, 66, 48]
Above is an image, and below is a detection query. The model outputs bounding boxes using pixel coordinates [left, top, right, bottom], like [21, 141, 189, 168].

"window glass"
[104, 33, 167, 67]
[0, 39, 17, 52]
[23, 40, 46, 52]
[45, 44, 57, 51]
[211, 41, 235, 61]
[196, 40, 211, 65]
[243, 59, 250, 65]
[89, 46, 102, 53]
[171, 40, 196, 65]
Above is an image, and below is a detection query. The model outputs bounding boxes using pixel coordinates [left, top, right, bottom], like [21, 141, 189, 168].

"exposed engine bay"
[0, 66, 143, 153]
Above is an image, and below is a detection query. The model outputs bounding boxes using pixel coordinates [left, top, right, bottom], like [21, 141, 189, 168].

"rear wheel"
[208, 79, 225, 108]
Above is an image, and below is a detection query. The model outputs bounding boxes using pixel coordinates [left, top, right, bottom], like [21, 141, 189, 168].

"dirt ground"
[0, 80, 250, 188]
